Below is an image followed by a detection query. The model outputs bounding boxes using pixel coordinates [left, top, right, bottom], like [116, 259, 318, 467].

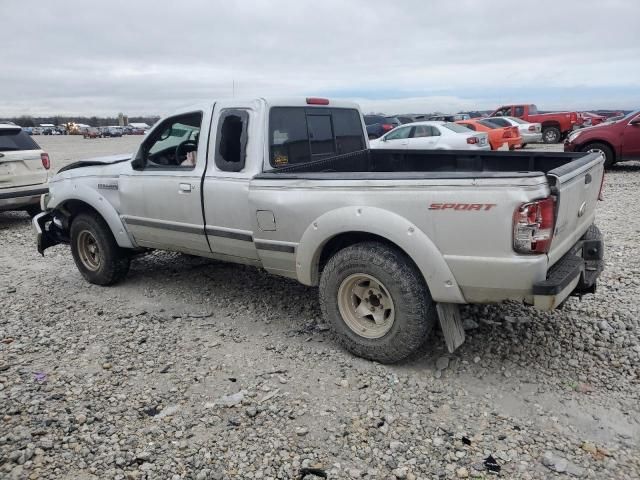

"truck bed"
[257, 149, 598, 180]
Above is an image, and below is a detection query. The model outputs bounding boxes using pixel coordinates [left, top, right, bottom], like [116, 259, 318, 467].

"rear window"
[0, 129, 40, 152]
[269, 107, 365, 167]
[442, 122, 472, 133]
[478, 120, 502, 129]
[487, 118, 509, 127]
[528, 104, 538, 114]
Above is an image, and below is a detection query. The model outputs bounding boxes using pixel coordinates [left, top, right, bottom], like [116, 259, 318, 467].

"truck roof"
[167, 97, 362, 116]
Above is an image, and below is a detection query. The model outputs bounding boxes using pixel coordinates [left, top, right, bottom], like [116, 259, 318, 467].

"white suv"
[0, 124, 50, 216]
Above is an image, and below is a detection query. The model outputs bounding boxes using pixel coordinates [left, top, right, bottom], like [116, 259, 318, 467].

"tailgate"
[546, 152, 604, 266]
[0, 149, 47, 189]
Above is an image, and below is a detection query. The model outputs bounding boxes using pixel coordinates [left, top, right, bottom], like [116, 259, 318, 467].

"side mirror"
[131, 156, 144, 170]
[381, 136, 388, 142]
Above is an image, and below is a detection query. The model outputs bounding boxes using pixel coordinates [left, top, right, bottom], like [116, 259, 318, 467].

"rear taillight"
[502, 128, 512, 138]
[528, 125, 536, 132]
[513, 197, 556, 254]
[382, 124, 395, 132]
[466, 136, 478, 144]
[41, 153, 50, 170]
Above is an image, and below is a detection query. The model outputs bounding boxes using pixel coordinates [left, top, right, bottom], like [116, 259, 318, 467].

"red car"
[564, 111, 640, 168]
[490, 104, 581, 144]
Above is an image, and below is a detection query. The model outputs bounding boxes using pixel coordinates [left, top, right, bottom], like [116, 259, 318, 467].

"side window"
[215, 109, 249, 172]
[514, 106, 525, 117]
[430, 126, 441, 136]
[491, 118, 508, 127]
[412, 125, 431, 138]
[137, 112, 202, 169]
[385, 126, 411, 140]
[461, 123, 476, 131]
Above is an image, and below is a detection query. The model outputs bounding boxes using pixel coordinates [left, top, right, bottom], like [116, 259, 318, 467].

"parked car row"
[24, 125, 146, 137]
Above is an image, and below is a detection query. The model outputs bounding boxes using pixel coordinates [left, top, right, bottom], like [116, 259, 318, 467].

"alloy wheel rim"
[77, 230, 101, 271]
[337, 273, 395, 339]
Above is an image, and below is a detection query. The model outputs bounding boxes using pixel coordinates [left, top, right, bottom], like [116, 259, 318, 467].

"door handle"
[179, 183, 192, 193]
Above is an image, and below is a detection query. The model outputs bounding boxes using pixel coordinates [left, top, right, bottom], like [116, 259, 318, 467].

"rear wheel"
[582, 142, 614, 168]
[542, 126, 561, 143]
[70, 213, 130, 285]
[319, 241, 437, 363]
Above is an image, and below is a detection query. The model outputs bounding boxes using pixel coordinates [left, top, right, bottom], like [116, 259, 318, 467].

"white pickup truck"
[34, 97, 605, 363]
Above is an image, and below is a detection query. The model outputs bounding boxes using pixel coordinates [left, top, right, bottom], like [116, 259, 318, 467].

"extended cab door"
[202, 101, 261, 261]
[118, 110, 211, 253]
[622, 113, 640, 160]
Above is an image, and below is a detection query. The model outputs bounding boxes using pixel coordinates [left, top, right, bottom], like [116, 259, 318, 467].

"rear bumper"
[532, 225, 604, 310]
[0, 186, 48, 212]
[521, 132, 542, 143]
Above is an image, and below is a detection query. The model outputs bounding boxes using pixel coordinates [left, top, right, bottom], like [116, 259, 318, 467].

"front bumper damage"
[33, 211, 68, 255]
[532, 225, 604, 310]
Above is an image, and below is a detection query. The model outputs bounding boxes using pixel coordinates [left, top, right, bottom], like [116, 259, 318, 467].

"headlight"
[567, 130, 582, 143]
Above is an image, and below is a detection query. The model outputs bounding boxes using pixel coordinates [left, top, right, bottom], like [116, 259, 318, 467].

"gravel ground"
[1, 138, 639, 480]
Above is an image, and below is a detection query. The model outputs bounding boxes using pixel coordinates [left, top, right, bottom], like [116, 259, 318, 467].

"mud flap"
[436, 303, 465, 353]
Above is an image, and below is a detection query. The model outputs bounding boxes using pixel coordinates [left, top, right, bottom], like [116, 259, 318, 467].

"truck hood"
[57, 153, 132, 174]
[50, 153, 133, 184]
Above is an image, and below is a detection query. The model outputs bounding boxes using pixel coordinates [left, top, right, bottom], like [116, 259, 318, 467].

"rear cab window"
[269, 107, 365, 167]
[0, 128, 40, 152]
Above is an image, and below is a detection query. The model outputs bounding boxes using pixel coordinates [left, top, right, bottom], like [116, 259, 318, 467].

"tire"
[70, 212, 130, 285]
[24, 205, 41, 218]
[581, 142, 615, 168]
[542, 126, 561, 143]
[319, 241, 437, 363]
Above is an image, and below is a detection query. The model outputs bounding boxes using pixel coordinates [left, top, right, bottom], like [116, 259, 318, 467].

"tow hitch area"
[532, 225, 604, 310]
[33, 212, 67, 255]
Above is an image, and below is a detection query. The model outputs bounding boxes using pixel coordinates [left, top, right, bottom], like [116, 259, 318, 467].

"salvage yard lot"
[1, 137, 639, 479]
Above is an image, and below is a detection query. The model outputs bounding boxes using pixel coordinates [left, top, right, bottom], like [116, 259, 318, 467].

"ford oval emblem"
[578, 201, 586, 217]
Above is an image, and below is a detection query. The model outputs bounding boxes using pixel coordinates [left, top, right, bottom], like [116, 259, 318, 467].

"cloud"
[1, 0, 638, 116]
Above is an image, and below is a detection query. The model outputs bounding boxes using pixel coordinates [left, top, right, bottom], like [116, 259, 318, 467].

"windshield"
[442, 122, 473, 133]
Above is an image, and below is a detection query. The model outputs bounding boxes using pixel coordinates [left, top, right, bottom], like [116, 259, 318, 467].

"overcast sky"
[1, 0, 638, 116]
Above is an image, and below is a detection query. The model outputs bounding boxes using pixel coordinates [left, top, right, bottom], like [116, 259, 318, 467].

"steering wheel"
[175, 140, 198, 163]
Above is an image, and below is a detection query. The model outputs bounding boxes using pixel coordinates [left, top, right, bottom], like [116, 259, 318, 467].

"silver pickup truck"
[34, 97, 605, 363]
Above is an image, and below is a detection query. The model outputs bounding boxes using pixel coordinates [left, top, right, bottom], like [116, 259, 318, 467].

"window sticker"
[274, 153, 289, 166]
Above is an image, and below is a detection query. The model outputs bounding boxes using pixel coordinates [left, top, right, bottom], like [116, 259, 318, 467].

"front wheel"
[319, 242, 437, 363]
[542, 126, 561, 143]
[582, 142, 614, 168]
[70, 213, 130, 285]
